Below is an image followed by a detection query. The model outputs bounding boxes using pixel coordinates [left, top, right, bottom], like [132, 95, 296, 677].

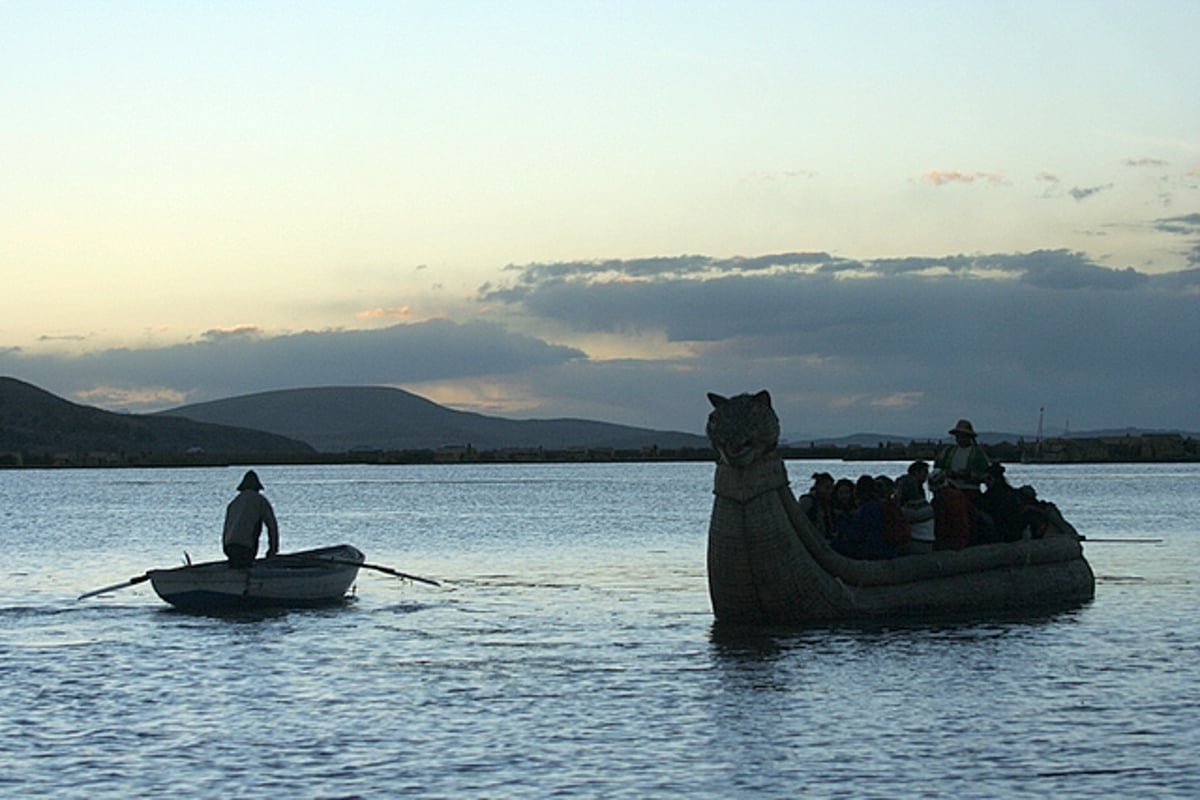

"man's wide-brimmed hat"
[237, 470, 264, 491]
[948, 419, 977, 438]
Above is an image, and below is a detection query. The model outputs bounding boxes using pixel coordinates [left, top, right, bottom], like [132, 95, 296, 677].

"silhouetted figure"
[935, 419, 990, 503]
[833, 475, 899, 560]
[223, 470, 279, 568]
[980, 462, 1027, 542]
[797, 472, 837, 539]
[930, 468, 971, 551]
[897, 474, 935, 555]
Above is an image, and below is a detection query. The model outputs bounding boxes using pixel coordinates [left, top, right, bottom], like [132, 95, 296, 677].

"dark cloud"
[484, 250, 1164, 339]
[4, 251, 1197, 438]
[2, 319, 584, 410]
[1154, 214, 1200, 266]
[487, 252, 832, 303]
[1069, 184, 1114, 201]
[1154, 213, 1200, 235]
[478, 250, 1200, 436]
[38, 334, 88, 342]
[200, 325, 264, 342]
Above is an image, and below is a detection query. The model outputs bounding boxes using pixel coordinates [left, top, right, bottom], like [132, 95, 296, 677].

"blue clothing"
[832, 498, 898, 560]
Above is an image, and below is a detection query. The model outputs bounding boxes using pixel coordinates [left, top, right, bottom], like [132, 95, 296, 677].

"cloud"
[200, 325, 263, 342]
[74, 385, 189, 410]
[5, 251, 1197, 438]
[1069, 184, 1114, 202]
[2, 319, 584, 412]
[484, 250, 1165, 339]
[743, 169, 817, 182]
[1154, 213, 1200, 235]
[920, 170, 1008, 187]
[1154, 213, 1200, 267]
[38, 333, 88, 342]
[475, 250, 1199, 435]
[355, 306, 412, 320]
[1124, 158, 1169, 167]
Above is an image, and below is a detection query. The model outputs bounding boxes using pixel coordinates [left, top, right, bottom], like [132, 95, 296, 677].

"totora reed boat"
[705, 391, 1095, 625]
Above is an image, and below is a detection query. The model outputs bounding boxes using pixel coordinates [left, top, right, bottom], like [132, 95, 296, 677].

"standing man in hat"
[222, 470, 279, 568]
[935, 419, 990, 503]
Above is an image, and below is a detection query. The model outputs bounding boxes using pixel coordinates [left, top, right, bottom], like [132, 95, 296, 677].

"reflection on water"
[0, 461, 1198, 798]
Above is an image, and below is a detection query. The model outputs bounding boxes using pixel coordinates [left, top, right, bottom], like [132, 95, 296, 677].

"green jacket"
[935, 443, 989, 488]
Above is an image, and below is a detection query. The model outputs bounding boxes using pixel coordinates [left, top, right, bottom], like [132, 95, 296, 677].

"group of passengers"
[795, 418, 1063, 560]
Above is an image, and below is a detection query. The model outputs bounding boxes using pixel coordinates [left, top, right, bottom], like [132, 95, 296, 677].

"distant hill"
[784, 427, 1200, 448]
[160, 385, 711, 453]
[0, 377, 314, 458]
[785, 431, 1023, 448]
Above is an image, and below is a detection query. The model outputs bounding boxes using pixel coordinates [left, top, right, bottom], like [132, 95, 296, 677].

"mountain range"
[0, 377, 709, 457]
[159, 385, 710, 452]
[0, 377, 312, 457]
[3, 375, 1191, 461]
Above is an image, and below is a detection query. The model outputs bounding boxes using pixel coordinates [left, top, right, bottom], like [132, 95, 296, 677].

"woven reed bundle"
[707, 454, 1095, 625]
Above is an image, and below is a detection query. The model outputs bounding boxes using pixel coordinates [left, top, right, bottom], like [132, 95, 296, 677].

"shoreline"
[3, 438, 1197, 470]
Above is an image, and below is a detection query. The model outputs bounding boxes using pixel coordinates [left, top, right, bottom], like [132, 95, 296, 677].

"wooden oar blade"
[361, 562, 441, 586]
[77, 572, 152, 601]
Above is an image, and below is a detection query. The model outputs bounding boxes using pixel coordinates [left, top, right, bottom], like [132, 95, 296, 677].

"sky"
[2, 1, 1198, 439]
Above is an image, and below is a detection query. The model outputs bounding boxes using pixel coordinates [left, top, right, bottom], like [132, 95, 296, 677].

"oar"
[78, 572, 153, 600]
[359, 561, 441, 587]
[279, 554, 441, 587]
[1079, 537, 1163, 544]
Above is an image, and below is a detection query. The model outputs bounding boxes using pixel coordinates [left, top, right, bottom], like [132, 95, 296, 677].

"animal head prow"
[705, 390, 780, 467]
[708, 390, 772, 409]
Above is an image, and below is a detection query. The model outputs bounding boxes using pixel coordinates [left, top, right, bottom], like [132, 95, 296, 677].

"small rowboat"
[148, 544, 365, 612]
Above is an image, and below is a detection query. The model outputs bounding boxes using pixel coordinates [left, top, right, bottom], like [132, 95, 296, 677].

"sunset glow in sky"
[3, 1, 1198, 438]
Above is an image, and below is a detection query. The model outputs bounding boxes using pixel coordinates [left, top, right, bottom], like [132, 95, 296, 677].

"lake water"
[2, 460, 1198, 798]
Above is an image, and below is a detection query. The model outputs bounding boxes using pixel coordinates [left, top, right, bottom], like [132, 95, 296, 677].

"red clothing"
[932, 485, 971, 550]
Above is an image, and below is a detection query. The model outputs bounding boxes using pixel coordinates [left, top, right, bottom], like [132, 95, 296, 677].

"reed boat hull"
[707, 458, 1095, 625]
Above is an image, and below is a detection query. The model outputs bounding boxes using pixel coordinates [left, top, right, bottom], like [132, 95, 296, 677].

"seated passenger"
[906, 460, 931, 499]
[896, 474, 935, 555]
[1021, 486, 1081, 538]
[980, 462, 1027, 542]
[831, 478, 857, 536]
[797, 472, 837, 539]
[929, 468, 971, 551]
[832, 475, 899, 560]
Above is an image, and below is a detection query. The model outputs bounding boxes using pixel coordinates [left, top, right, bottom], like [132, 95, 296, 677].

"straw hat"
[948, 419, 977, 438]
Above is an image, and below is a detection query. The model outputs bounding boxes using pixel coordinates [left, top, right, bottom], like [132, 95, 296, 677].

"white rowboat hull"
[149, 544, 364, 612]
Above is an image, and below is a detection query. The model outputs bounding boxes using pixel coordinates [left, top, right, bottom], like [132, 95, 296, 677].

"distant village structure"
[793, 432, 1196, 465]
[3, 431, 1196, 468]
